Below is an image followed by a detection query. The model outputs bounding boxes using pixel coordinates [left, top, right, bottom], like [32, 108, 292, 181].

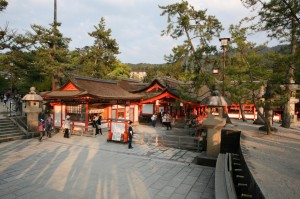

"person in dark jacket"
[97, 113, 102, 135]
[128, 121, 134, 149]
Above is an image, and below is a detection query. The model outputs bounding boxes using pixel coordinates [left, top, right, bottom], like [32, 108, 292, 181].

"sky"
[1, 0, 279, 64]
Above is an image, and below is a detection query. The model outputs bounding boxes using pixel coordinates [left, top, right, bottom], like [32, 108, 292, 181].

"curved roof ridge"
[72, 75, 117, 84]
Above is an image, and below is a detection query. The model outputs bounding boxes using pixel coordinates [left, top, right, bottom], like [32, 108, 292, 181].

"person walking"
[38, 119, 45, 141]
[45, 114, 53, 138]
[165, 112, 172, 130]
[3, 94, 7, 105]
[63, 115, 71, 138]
[162, 113, 167, 128]
[128, 121, 134, 149]
[151, 113, 157, 127]
[92, 114, 98, 135]
[97, 113, 102, 135]
[159, 110, 164, 126]
[93, 114, 102, 136]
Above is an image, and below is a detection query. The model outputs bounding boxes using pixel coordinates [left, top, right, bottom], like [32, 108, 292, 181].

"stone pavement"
[1, 98, 300, 199]
[0, 129, 215, 199]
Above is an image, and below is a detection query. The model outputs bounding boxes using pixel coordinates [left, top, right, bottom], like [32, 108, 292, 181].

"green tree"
[108, 61, 131, 79]
[241, 0, 300, 127]
[0, 25, 45, 94]
[159, 1, 223, 89]
[228, 19, 289, 134]
[28, 23, 71, 90]
[0, 25, 14, 50]
[74, 18, 120, 78]
[0, 0, 8, 11]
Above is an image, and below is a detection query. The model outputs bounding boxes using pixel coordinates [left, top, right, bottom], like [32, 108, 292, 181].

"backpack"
[97, 116, 101, 125]
[46, 119, 52, 128]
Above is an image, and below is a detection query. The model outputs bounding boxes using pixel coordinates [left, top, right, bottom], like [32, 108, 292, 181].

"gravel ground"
[229, 119, 300, 199]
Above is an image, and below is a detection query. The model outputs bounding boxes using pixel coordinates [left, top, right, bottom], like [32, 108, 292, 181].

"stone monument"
[201, 87, 230, 157]
[22, 87, 43, 136]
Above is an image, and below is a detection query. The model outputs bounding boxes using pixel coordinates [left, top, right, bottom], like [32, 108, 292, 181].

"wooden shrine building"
[41, 75, 206, 132]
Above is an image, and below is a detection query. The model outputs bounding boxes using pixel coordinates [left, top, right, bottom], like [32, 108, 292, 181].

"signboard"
[89, 109, 104, 113]
[142, 104, 154, 114]
[111, 122, 125, 141]
[54, 105, 61, 127]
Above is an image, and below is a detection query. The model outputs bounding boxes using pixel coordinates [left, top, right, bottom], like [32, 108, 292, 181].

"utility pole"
[53, 0, 57, 51]
[52, 0, 58, 91]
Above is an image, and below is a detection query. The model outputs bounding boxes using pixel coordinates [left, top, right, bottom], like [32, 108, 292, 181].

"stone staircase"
[0, 117, 27, 143]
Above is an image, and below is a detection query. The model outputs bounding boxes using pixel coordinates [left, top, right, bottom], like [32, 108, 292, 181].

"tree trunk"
[282, 101, 291, 128]
[282, 16, 297, 128]
[253, 99, 271, 134]
[239, 102, 247, 122]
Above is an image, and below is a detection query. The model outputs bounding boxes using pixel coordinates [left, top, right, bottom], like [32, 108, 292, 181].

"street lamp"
[9, 63, 14, 117]
[9, 63, 13, 95]
[219, 38, 230, 96]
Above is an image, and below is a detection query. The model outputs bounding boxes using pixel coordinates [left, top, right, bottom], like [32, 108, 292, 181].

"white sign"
[111, 122, 125, 141]
[89, 109, 104, 113]
[142, 104, 154, 114]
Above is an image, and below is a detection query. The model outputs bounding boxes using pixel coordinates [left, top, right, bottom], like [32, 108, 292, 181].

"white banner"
[111, 122, 125, 141]
[89, 109, 104, 113]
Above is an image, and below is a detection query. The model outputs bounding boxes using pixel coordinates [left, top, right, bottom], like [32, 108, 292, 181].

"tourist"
[128, 120, 134, 149]
[38, 119, 45, 141]
[63, 115, 71, 138]
[166, 112, 172, 130]
[45, 114, 53, 138]
[151, 113, 157, 127]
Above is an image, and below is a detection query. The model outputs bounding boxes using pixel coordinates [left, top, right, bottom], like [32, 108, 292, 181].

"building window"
[66, 104, 85, 121]
[112, 105, 125, 119]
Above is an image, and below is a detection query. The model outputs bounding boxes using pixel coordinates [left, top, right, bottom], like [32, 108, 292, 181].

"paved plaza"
[0, 128, 215, 199]
[1, 100, 300, 199]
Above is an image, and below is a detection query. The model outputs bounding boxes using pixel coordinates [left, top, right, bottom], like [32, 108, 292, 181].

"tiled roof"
[133, 76, 193, 93]
[43, 90, 86, 98]
[43, 75, 142, 100]
[72, 76, 142, 99]
[118, 79, 147, 92]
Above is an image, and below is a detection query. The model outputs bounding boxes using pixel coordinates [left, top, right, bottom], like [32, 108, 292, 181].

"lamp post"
[9, 63, 13, 95]
[9, 63, 14, 117]
[219, 38, 230, 96]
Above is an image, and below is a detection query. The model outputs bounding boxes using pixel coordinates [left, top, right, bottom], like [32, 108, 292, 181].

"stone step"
[0, 120, 16, 123]
[0, 117, 27, 143]
[0, 132, 25, 138]
[0, 129, 18, 133]
[0, 123, 19, 128]
[0, 125, 18, 129]
[0, 135, 27, 143]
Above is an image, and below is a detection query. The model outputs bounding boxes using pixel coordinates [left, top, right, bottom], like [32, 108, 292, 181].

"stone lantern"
[22, 87, 43, 136]
[201, 87, 231, 157]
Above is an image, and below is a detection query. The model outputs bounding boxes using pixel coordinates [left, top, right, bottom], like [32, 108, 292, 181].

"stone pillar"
[202, 116, 226, 158]
[290, 97, 299, 124]
[289, 84, 299, 125]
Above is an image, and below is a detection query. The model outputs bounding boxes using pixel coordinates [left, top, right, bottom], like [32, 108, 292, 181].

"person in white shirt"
[63, 115, 71, 138]
[151, 113, 157, 127]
